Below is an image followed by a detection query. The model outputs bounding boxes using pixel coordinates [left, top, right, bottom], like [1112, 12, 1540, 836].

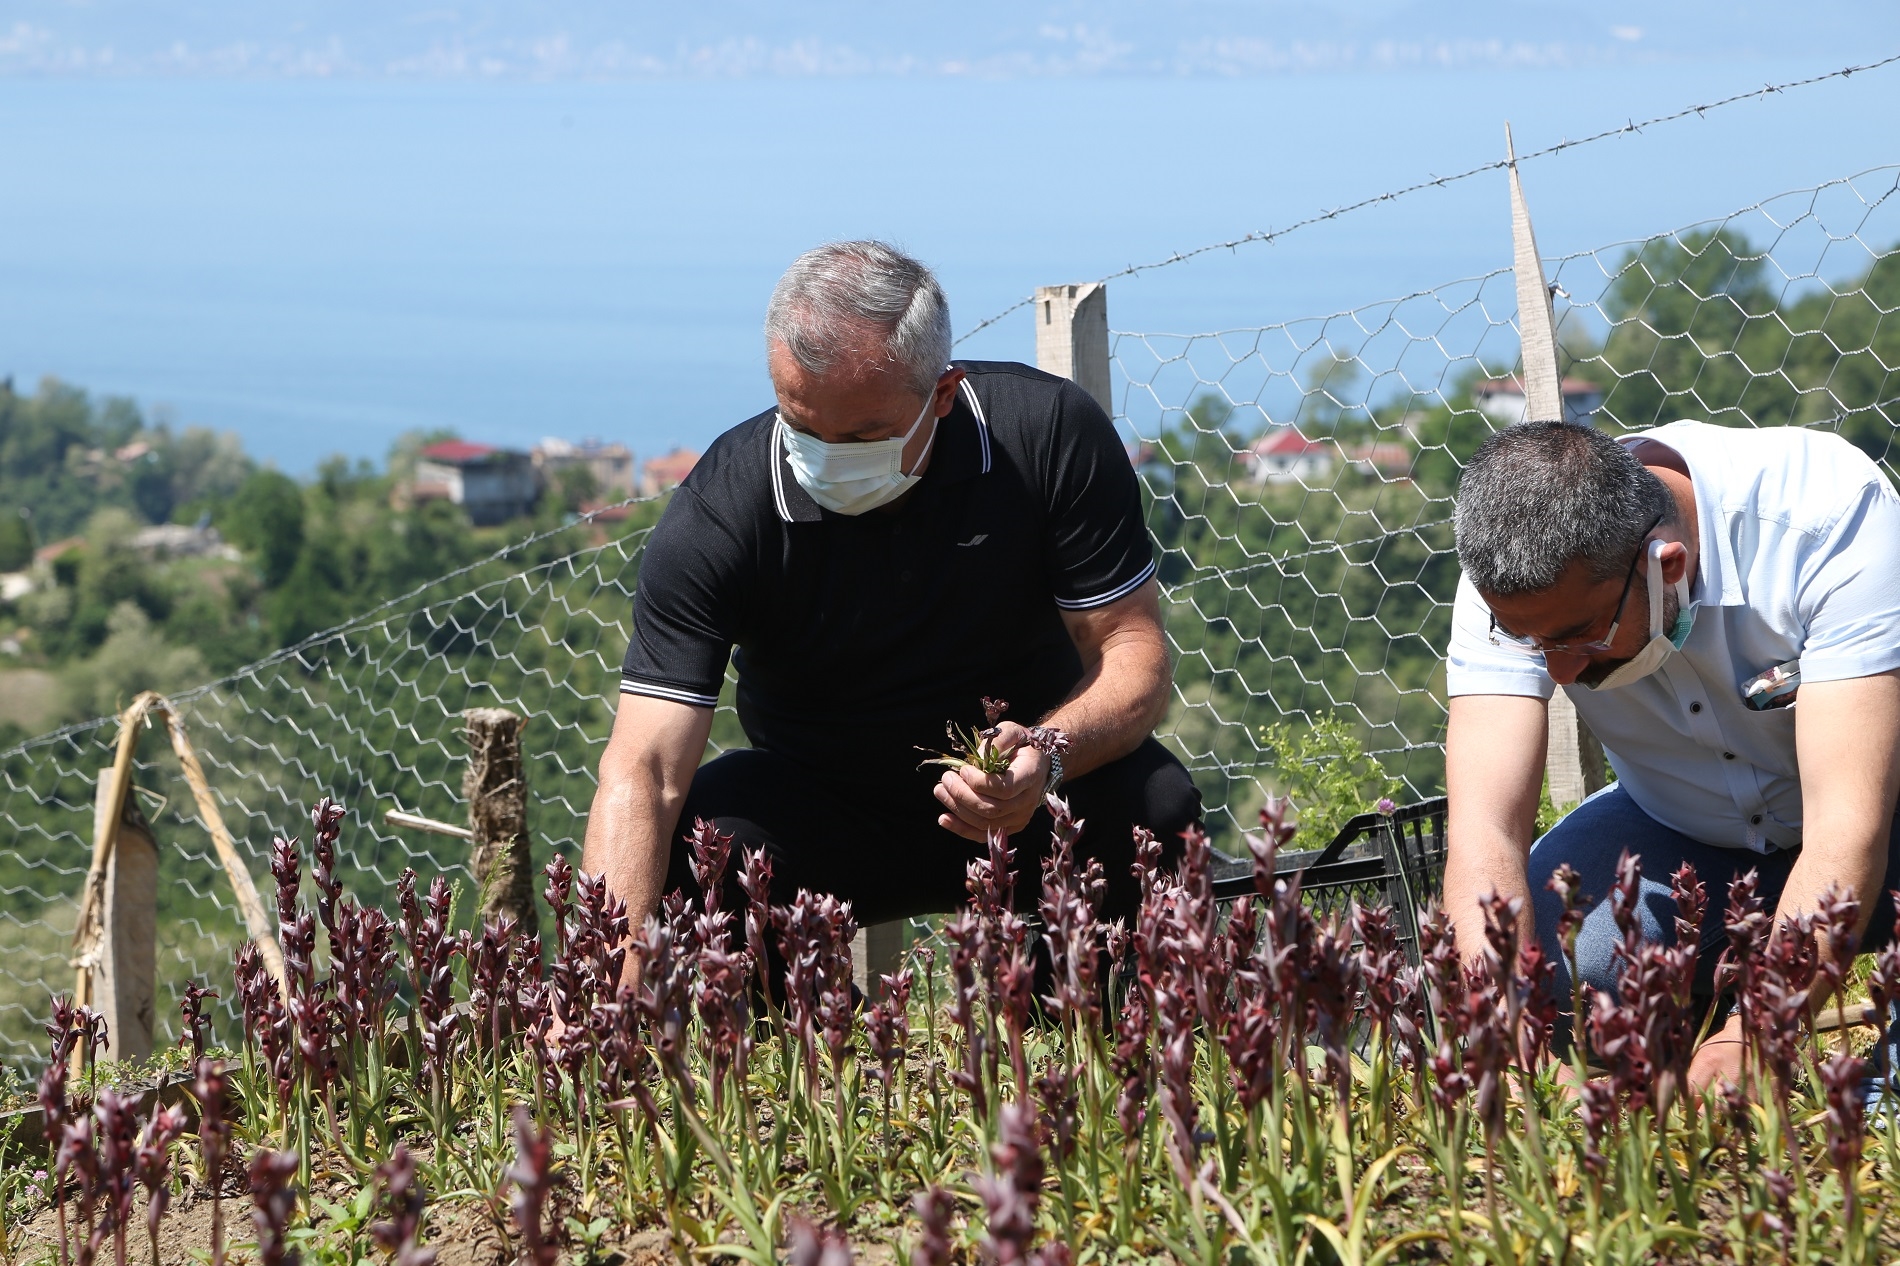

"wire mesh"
[1118, 163, 1900, 835]
[3, 163, 1899, 1071]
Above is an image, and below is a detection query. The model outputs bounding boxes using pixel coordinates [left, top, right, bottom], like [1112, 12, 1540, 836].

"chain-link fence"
[3, 162, 1898, 1070]
[1118, 162, 1900, 835]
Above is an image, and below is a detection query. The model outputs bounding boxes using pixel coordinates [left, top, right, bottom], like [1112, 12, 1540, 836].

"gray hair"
[765, 241, 952, 396]
[1455, 420, 1676, 596]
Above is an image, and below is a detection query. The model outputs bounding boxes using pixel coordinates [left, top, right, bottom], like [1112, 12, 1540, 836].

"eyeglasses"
[1487, 513, 1665, 654]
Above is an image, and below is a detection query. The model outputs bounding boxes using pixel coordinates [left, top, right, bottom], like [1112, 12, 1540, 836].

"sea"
[1, 58, 1896, 473]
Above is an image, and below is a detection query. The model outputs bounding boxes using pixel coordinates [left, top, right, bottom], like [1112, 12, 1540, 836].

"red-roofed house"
[1473, 376, 1605, 426]
[640, 448, 700, 497]
[1346, 442, 1414, 479]
[1243, 428, 1335, 486]
[414, 441, 539, 525]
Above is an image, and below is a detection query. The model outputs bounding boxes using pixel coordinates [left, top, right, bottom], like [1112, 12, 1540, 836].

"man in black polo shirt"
[582, 240, 1200, 926]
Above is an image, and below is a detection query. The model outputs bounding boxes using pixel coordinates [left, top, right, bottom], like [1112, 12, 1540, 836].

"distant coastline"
[0, 59, 1894, 471]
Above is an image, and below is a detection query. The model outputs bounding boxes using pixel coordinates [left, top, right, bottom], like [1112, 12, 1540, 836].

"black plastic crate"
[1209, 796, 1447, 966]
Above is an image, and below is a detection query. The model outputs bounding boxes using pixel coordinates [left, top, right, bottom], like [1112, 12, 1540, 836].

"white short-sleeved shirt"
[1447, 420, 1900, 853]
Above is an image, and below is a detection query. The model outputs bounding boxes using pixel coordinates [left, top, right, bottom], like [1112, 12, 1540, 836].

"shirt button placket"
[1665, 660, 1755, 838]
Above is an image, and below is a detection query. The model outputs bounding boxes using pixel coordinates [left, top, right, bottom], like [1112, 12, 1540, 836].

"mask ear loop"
[901, 392, 941, 478]
[1646, 539, 1667, 638]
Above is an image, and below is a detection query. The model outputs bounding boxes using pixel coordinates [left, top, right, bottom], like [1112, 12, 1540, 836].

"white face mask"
[778, 391, 938, 516]
[1587, 540, 1696, 691]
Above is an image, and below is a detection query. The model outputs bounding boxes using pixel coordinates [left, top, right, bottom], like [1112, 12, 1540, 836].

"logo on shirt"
[957, 534, 989, 547]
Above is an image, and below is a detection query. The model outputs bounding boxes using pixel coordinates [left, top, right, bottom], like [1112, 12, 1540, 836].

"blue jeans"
[1527, 784, 1900, 1068]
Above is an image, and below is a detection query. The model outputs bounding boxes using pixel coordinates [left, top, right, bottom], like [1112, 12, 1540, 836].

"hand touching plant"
[924, 698, 1070, 841]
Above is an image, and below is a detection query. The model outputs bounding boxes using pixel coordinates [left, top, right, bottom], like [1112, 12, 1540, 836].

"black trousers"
[663, 737, 1202, 927]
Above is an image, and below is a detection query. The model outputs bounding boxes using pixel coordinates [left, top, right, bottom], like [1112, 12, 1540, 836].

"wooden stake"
[384, 809, 474, 840]
[94, 767, 159, 1063]
[463, 707, 537, 935]
[158, 704, 287, 993]
[72, 691, 162, 1011]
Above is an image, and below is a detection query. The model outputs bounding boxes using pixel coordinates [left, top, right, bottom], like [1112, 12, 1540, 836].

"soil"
[14, 1185, 248, 1266]
[9, 1176, 906, 1266]
[16, 1132, 1887, 1266]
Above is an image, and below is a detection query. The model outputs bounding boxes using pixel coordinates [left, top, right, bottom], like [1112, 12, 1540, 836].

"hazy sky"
[4, 6, 1898, 469]
[4, 2, 1897, 79]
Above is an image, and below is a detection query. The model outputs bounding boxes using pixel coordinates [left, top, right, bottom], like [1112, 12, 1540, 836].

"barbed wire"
[954, 50, 1900, 346]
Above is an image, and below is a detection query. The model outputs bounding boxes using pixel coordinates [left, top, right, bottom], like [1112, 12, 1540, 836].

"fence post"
[1507, 126, 1609, 817]
[92, 768, 158, 1063]
[1544, 693, 1607, 811]
[1034, 283, 1112, 414]
[851, 924, 908, 1003]
[463, 708, 537, 937]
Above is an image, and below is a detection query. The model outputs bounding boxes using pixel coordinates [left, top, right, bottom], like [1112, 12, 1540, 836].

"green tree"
[46, 508, 168, 657]
[0, 510, 32, 572]
[61, 600, 208, 719]
[221, 470, 306, 587]
[1590, 228, 1792, 431]
[267, 527, 352, 646]
[1779, 248, 1900, 465]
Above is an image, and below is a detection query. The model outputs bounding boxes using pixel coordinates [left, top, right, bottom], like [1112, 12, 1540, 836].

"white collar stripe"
[770, 421, 792, 522]
[959, 379, 993, 473]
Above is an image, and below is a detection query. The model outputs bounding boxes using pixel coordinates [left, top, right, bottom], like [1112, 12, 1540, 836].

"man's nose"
[1543, 651, 1589, 685]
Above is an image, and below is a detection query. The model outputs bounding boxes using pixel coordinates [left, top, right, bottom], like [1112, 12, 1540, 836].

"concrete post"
[1544, 692, 1607, 810]
[1508, 125, 1607, 815]
[851, 923, 908, 1003]
[1033, 283, 1112, 416]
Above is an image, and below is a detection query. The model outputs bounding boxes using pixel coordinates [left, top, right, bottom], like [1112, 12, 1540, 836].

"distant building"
[1473, 376, 1605, 427]
[1243, 428, 1336, 486]
[532, 437, 635, 499]
[1345, 442, 1414, 479]
[131, 523, 240, 561]
[414, 441, 539, 526]
[33, 538, 82, 567]
[640, 448, 700, 497]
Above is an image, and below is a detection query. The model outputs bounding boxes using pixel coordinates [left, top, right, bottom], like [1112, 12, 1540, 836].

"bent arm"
[582, 692, 715, 925]
[1048, 576, 1173, 778]
[1783, 670, 1900, 955]
[1444, 693, 1549, 961]
[933, 577, 1171, 842]
[1689, 670, 1900, 1091]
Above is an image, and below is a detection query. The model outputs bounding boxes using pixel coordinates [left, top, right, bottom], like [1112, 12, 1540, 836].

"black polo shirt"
[619, 360, 1157, 790]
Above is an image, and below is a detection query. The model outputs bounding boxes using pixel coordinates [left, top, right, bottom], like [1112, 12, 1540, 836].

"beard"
[1570, 585, 1681, 687]
[1575, 655, 1631, 688]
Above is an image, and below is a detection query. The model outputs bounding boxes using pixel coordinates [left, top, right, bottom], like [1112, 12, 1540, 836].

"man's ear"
[932, 367, 967, 416]
[1657, 539, 1691, 587]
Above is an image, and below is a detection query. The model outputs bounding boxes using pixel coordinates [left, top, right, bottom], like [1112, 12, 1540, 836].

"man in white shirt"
[1444, 418, 1900, 1090]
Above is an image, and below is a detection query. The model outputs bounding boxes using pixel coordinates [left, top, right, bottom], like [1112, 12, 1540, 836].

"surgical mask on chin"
[778, 391, 938, 516]
[1586, 540, 1696, 691]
